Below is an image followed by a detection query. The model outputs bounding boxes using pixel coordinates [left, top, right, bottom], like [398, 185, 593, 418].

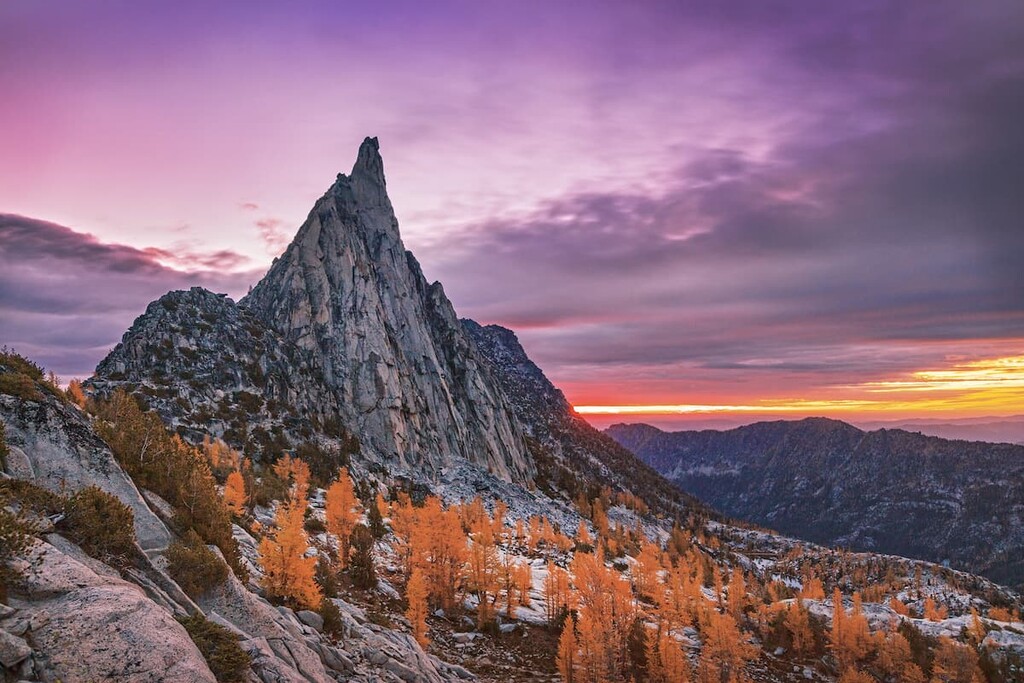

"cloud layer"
[2, 1, 1023, 415]
[0, 215, 260, 377]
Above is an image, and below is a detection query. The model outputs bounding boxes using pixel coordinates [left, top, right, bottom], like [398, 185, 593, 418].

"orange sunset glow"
[574, 352, 1024, 419]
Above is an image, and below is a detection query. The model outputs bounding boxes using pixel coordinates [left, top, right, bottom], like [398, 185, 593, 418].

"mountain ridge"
[607, 417, 1024, 589]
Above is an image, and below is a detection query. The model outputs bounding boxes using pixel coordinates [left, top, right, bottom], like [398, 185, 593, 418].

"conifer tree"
[633, 539, 661, 601]
[544, 562, 573, 625]
[258, 496, 321, 609]
[468, 515, 500, 627]
[406, 567, 430, 647]
[515, 562, 533, 608]
[785, 600, 815, 656]
[557, 617, 579, 683]
[224, 470, 247, 517]
[696, 608, 757, 683]
[325, 467, 361, 567]
[930, 637, 983, 683]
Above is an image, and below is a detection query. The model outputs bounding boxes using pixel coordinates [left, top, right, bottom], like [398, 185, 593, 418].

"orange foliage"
[696, 608, 757, 683]
[633, 540, 661, 600]
[325, 467, 361, 567]
[924, 597, 948, 622]
[557, 618, 579, 683]
[544, 562, 573, 625]
[223, 470, 247, 517]
[406, 567, 430, 646]
[785, 600, 815, 656]
[800, 574, 825, 600]
[468, 516, 500, 627]
[258, 495, 321, 609]
[647, 628, 691, 683]
[889, 596, 911, 616]
[930, 636, 984, 683]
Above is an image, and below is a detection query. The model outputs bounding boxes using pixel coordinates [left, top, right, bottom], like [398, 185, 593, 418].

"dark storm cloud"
[0, 215, 261, 377]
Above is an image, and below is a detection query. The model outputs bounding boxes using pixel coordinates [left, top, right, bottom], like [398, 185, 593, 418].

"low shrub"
[0, 506, 36, 601]
[320, 597, 344, 639]
[167, 530, 229, 599]
[178, 614, 251, 683]
[62, 486, 137, 566]
[0, 478, 65, 515]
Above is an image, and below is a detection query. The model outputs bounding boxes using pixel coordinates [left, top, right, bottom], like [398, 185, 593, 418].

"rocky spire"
[348, 136, 389, 206]
[241, 138, 534, 483]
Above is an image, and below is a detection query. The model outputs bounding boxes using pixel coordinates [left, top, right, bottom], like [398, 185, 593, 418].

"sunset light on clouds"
[2, 0, 1023, 424]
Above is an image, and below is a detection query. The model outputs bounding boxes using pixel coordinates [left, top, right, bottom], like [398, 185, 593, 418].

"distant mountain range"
[607, 418, 1024, 589]
[856, 416, 1024, 446]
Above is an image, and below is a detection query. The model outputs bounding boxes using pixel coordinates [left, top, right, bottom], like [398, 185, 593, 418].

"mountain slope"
[462, 321, 704, 519]
[607, 418, 1024, 588]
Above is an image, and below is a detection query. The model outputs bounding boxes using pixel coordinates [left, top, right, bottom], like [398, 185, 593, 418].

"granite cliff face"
[607, 418, 1024, 589]
[242, 138, 530, 483]
[93, 138, 533, 484]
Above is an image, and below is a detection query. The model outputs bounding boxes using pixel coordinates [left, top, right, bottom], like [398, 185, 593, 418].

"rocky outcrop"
[242, 138, 532, 483]
[0, 386, 170, 551]
[463, 321, 702, 518]
[607, 418, 1024, 589]
[5, 540, 217, 683]
[90, 286, 342, 454]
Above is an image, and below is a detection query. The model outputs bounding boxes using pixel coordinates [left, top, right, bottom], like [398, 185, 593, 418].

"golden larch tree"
[406, 567, 430, 647]
[557, 618, 579, 683]
[223, 470, 247, 517]
[258, 497, 321, 609]
[325, 467, 361, 567]
[696, 608, 757, 683]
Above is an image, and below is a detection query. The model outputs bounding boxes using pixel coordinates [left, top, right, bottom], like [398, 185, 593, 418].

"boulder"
[0, 630, 32, 669]
[7, 540, 215, 682]
[297, 609, 324, 632]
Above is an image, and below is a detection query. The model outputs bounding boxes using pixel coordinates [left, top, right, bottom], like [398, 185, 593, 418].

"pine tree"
[348, 523, 377, 590]
[367, 493, 386, 539]
[406, 567, 430, 647]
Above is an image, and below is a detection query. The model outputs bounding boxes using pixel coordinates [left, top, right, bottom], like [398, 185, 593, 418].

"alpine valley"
[2, 140, 1023, 683]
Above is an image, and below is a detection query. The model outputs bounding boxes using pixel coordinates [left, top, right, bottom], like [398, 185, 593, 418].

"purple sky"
[3, 1, 1024, 421]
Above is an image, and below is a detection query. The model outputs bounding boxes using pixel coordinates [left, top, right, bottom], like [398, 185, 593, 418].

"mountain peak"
[346, 135, 389, 207]
[235, 138, 534, 482]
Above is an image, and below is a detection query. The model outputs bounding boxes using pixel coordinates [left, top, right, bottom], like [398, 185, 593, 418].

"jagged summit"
[347, 135, 389, 201]
[94, 139, 534, 484]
